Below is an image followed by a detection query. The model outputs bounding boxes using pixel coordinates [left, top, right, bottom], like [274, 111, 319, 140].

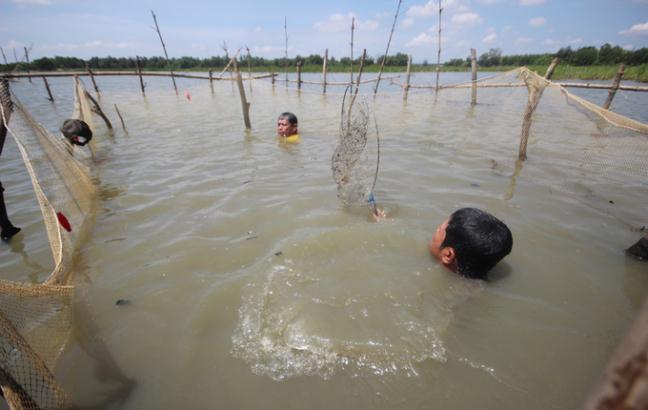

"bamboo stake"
[374, 0, 403, 95]
[349, 17, 355, 86]
[86, 63, 99, 93]
[114, 104, 126, 132]
[284, 16, 289, 85]
[347, 49, 367, 130]
[0, 48, 7, 65]
[84, 91, 113, 129]
[518, 58, 559, 161]
[42, 76, 54, 102]
[0, 79, 12, 157]
[245, 46, 253, 91]
[23, 47, 31, 83]
[403, 54, 412, 101]
[151, 10, 178, 95]
[1, 71, 276, 81]
[296, 60, 302, 90]
[235, 66, 251, 130]
[208, 69, 214, 93]
[271, 71, 276, 86]
[471, 48, 477, 105]
[603, 63, 625, 110]
[435, 0, 443, 94]
[322, 48, 328, 94]
[136, 56, 146, 95]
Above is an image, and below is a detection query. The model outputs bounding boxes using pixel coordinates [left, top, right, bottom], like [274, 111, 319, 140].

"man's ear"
[440, 247, 456, 266]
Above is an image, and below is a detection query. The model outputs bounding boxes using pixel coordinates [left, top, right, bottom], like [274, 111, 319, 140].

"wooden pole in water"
[271, 71, 276, 87]
[470, 48, 477, 105]
[85, 91, 113, 129]
[322, 49, 328, 94]
[114, 104, 127, 132]
[42, 76, 54, 102]
[245, 46, 253, 91]
[151, 10, 178, 95]
[375, 0, 403, 95]
[136, 56, 146, 96]
[0, 47, 7, 64]
[86, 63, 100, 93]
[208, 69, 214, 93]
[518, 58, 559, 161]
[403, 54, 412, 101]
[296, 60, 302, 90]
[23, 47, 31, 83]
[349, 17, 355, 87]
[435, 0, 443, 94]
[234, 65, 251, 130]
[603, 63, 625, 110]
[0, 79, 12, 157]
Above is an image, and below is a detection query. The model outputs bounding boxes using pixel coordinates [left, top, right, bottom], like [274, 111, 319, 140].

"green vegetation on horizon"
[2, 43, 647, 82]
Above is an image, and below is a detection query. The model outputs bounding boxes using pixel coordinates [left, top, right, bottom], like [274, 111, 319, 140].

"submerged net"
[0, 78, 99, 409]
[331, 86, 380, 210]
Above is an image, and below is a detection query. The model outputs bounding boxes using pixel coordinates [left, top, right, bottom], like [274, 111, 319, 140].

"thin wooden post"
[349, 17, 355, 86]
[86, 63, 99, 93]
[235, 67, 251, 129]
[471, 48, 477, 105]
[151, 10, 178, 95]
[603, 63, 625, 110]
[435, 0, 444, 94]
[23, 47, 31, 83]
[0, 47, 7, 65]
[246, 46, 253, 91]
[84, 91, 112, 129]
[284, 16, 289, 85]
[322, 48, 328, 94]
[208, 69, 214, 93]
[518, 58, 559, 161]
[403, 54, 412, 101]
[271, 71, 276, 87]
[0, 79, 12, 157]
[114, 104, 127, 132]
[375, 0, 403, 95]
[42, 76, 54, 102]
[544, 57, 559, 80]
[296, 60, 302, 90]
[135, 56, 146, 96]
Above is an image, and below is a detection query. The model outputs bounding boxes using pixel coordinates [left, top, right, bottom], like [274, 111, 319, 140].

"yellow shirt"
[280, 133, 300, 143]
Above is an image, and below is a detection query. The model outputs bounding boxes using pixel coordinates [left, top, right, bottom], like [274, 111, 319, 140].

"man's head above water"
[429, 208, 513, 280]
[277, 112, 298, 137]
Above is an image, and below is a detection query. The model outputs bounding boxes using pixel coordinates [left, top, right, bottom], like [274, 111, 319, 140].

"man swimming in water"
[429, 208, 513, 280]
[277, 112, 299, 143]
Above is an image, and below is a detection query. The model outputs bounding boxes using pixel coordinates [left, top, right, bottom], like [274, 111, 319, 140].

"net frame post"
[603, 63, 625, 110]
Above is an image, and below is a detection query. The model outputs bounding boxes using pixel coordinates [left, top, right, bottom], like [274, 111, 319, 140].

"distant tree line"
[0, 52, 410, 72]
[446, 44, 648, 67]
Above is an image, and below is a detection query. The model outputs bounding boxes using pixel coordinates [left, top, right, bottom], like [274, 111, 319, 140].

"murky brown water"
[1, 72, 647, 409]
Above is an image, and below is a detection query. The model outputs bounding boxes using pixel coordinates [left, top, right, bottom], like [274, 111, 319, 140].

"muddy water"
[1, 72, 647, 409]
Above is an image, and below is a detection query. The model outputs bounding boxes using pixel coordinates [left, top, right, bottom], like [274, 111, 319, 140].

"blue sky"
[1, 0, 647, 63]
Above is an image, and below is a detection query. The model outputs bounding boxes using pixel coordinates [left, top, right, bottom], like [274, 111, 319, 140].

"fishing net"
[0, 78, 99, 409]
[331, 86, 380, 211]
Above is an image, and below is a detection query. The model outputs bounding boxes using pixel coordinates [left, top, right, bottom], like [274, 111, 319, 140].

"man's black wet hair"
[278, 112, 298, 125]
[60, 119, 93, 146]
[442, 207, 513, 280]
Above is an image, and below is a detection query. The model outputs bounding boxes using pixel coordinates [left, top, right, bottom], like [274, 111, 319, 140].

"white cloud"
[529, 17, 546, 27]
[476, 0, 499, 4]
[519, 0, 545, 5]
[482, 32, 497, 44]
[313, 13, 379, 33]
[252, 45, 282, 55]
[39, 41, 135, 51]
[12, 0, 50, 4]
[623, 44, 634, 50]
[451, 12, 483, 26]
[401, 18, 415, 29]
[406, 0, 438, 18]
[620, 21, 648, 36]
[542, 37, 582, 47]
[405, 32, 437, 47]
[516, 37, 533, 44]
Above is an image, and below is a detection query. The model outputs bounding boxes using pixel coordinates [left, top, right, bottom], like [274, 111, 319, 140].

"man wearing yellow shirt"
[276, 112, 299, 143]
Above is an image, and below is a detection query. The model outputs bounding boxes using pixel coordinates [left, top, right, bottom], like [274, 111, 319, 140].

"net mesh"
[1, 78, 98, 409]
